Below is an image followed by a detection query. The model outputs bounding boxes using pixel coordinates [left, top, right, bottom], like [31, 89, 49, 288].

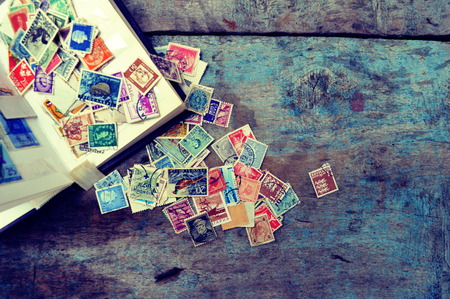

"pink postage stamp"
[309, 163, 339, 198]
[163, 198, 195, 234]
[192, 192, 231, 227]
[238, 176, 262, 203]
[167, 42, 200, 76]
[214, 101, 233, 127]
[234, 162, 263, 180]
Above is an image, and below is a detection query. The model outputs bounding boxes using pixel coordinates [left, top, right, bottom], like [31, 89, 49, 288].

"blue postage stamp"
[203, 99, 220, 123]
[167, 168, 208, 197]
[78, 70, 122, 108]
[95, 183, 129, 214]
[94, 169, 128, 192]
[220, 165, 240, 205]
[238, 138, 268, 169]
[0, 140, 22, 184]
[68, 22, 94, 53]
[179, 125, 214, 158]
[153, 156, 174, 169]
[0, 113, 39, 149]
[185, 85, 212, 115]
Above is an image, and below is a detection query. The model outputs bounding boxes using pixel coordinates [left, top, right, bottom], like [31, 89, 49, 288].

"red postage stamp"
[192, 192, 231, 227]
[8, 59, 35, 95]
[255, 202, 282, 231]
[227, 124, 256, 156]
[82, 37, 114, 71]
[61, 112, 95, 146]
[259, 171, 289, 204]
[124, 58, 160, 94]
[45, 53, 62, 74]
[8, 8, 29, 33]
[208, 167, 227, 194]
[234, 162, 263, 180]
[167, 42, 200, 76]
[309, 163, 339, 198]
[238, 177, 262, 203]
[246, 214, 275, 247]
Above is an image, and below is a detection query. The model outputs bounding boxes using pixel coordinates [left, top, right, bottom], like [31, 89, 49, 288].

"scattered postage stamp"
[88, 123, 117, 148]
[152, 155, 174, 169]
[9, 59, 35, 95]
[159, 122, 189, 139]
[8, 8, 29, 34]
[20, 10, 59, 61]
[124, 58, 160, 94]
[111, 72, 130, 103]
[0, 113, 39, 149]
[45, 52, 62, 74]
[60, 112, 95, 146]
[265, 183, 300, 217]
[166, 168, 208, 197]
[214, 101, 233, 127]
[208, 167, 227, 194]
[43, 99, 65, 122]
[146, 141, 165, 163]
[309, 163, 339, 198]
[94, 169, 127, 192]
[0, 140, 22, 184]
[46, 9, 69, 28]
[38, 42, 58, 69]
[167, 42, 200, 76]
[238, 177, 262, 203]
[246, 214, 275, 247]
[255, 202, 283, 231]
[227, 124, 256, 156]
[10, 29, 31, 60]
[95, 183, 129, 214]
[238, 138, 268, 169]
[184, 212, 217, 247]
[77, 70, 122, 108]
[124, 90, 159, 123]
[129, 165, 163, 207]
[155, 138, 191, 165]
[185, 84, 212, 115]
[33, 65, 54, 94]
[183, 112, 203, 125]
[193, 193, 231, 227]
[82, 37, 114, 71]
[179, 125, 214, 158]
[220, 165, 240, 206]
[203, 98, 220, 123]
[259, 171, 290, 204]
[68, 21, 95, 53]
[212, 135, 238, 165]
[150, 54, 181, 83]
[233, 162, 263, 180]
[53, 48, 79, 81]
[163, 198, 195, 234]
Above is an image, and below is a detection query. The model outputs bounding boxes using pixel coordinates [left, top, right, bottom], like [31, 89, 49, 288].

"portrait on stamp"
[185, 213, 217, 246]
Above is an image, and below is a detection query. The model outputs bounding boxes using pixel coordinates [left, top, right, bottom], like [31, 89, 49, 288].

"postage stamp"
[259, 171, 290, 204]
[203, 98, 220, 123]
[193, 193, 231, 227]
[68, 21, 95, 53]
[0, 141, 22, 184]
[129, 165, 163, 207]
[95, 183, 129, 214]
[163, 198, 195, 234]
[152, 155, 174, 169]
[111, 72, 130, 103]
[220, 165, 240, 206]
[238, 177, 262, 203]
[183, 112, 203, 125]
[53, 48, 79, 81]
[8, 8, 29, 34]
[179, 125, 214, 158]
[265, 183, 300, 217]
[184, 212, 217, 247]
[124, 58, 160, 94]
[45, 52, 62, 74]
[208, 167, 227, 194]
[159, 122, 189, 139]
[167, 42, 200, 76]
[10, 30, 31, 60]
[9, 59, 35, 95]
[0, 113, 39, 149]
[81, 37, 114, 71]
[150, 54, 181, 83]
[77, 70, 122, 108]
[60, 112, 95, 146]
[233, 162, 263, 180]
[20, 10, 59, 61]
[38, 41, 58, 69]
[227, 124, 256, 156]
[94, 169, 127, 192]
[166, 168, 208, 197]
[309, 163, 339, 198]
[46, 9, 69, 28]
[34, 65, 54, 94]
[185, 84, 212, 115]
[255, 202, 283, 231]
[211, 135, 238, 165]
[146, 141, 165, 163]
[88, 123, 117, 148]
[154, 138, 191, 165]
[124, 90, 159, 123]
[246, 214, 275, 247]
[238, 138, 268, 169]
[214, 101, 233, 127]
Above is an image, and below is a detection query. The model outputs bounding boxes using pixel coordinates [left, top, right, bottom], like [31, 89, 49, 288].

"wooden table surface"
[1, 0, 449, 298]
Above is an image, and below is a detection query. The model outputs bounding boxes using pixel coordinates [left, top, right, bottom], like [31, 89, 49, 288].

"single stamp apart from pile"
[78, 70, 122, 108]
[309, 163, 338, 198]
[246, 214, 275, 246]
[95, 184, 129, 214]
[184, 212, 217, 247]
[163, 198, 195, 234]
[88, 123, 117, 148]
[124, 58, 160, 94]
[166, 168, 208, 197]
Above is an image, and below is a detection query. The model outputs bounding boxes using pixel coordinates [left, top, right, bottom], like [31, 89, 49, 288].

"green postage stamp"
[88, 123, 117, 149]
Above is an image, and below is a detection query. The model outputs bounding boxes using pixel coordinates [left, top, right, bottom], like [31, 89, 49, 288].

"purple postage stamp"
[33, 65, 54, 94]
[163, 197, 195, 234]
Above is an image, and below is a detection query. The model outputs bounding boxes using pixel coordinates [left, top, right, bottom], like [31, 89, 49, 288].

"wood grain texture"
[122, 0, 450, 37]
[0, 36, 449, 298]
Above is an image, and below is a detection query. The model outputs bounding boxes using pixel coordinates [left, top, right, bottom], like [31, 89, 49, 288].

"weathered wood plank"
[0, 36, 449, 298]
[123, 0, 450, 36]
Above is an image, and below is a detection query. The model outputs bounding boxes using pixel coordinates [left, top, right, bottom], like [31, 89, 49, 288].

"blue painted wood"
[0, 36, 448, 298]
